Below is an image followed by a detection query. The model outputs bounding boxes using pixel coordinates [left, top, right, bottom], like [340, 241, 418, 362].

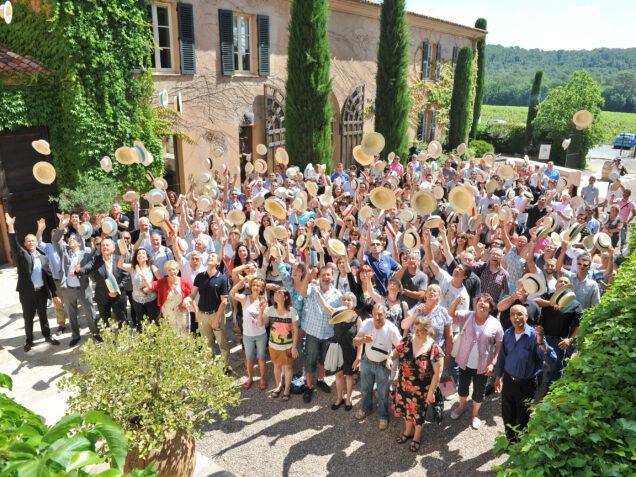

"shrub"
[469, 139, 494, 157]
[478, 123, 526, 154]
[50, 175, 121, 216]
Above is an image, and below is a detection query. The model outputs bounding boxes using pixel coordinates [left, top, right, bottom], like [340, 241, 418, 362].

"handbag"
[425, 385, 444, 423]
[324, 342, 344, 373]
[451, 314, 472, 358]
[438, 374, 457, 397]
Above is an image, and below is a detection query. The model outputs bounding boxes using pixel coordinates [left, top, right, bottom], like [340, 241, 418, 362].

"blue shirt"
[31, 252, 44, 289]
[495, 325, 556, 380]
[38, 240, 62, 280]
[365, 253, 400, 296]
[302, 286, 341, 340]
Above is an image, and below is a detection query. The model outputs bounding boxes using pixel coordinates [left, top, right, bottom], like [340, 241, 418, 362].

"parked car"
[487, 119, 508, 125]
[613, 133, 636, 149]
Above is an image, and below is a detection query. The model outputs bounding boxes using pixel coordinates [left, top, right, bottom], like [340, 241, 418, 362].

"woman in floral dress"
[392, 316, 444, 452]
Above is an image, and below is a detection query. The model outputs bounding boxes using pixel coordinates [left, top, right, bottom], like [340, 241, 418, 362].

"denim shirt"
[495, 325, 556, 379]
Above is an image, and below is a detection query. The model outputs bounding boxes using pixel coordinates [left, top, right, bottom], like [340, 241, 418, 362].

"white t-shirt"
[359, 318, 402, 363]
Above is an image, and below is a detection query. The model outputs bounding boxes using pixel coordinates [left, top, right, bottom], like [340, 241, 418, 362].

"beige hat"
[101, 217, 118, 237]
[147, 188, 166, 206]
[506, 188, 517, 201]
[212, 146, 224, 158]
[556, 178, 568, 193]
[423, 215, 444, 229]
[427, 140, 442, 159]
[399, 208, 416, 223]
[270, 242, 285, 259]
[583, 234, 596, 251]
[296, 234, 310, 251]
[133, 141, 153, 167]
[311, 235, 324, 253]
[342, 204, 355, 218]
[197, 195, 213, 212]
[411, 190, 437, 215]
[286, 166, 298, 178]
[197, 171, 212, 184]
[483, 152, 496, 164]
[32, 139, 51, 155]
[265, 197, 287, 220]
[572, 110, 593, 130]
[101, 156, 112, 173]
[498, 164, 515, 180]
[315, 217, 332, 231]
[245, 162, 254, 174]
[541, 213, 558, 234]
[263, 226, 276, 245]
[275, 147, 289, 165]
[432, 185, 445, 200]
[456, 143, 467, 156]
[387, 151, 396, 162]
[117, 238, 129, 256]
[402, 227, 421, 251]
[329, 307, 357, 325]
[272, 225, 288, 240]
[522, 273, 546, 296]
[353, 145, 373, 166]
[550, 232, 562, 248]
[305, 181, 318, 198]
[370, 187, 396, 210]
[358, 205, 374, 222]
[327, 238, 346, 256]
[416, 153, 430, 162]
[498, 205, 513, 223]
[361, 132, 385, 156]
[550, 283, 576, 308]
[448, 186, 474, 214]
[373, 160, 387, 173]
[475, 171, 487, 184]
[485, 179, 498, 195]
[485, 213, 499, 230]
[562, 138, 572, 150]
[561, 222, 586, 244]
[153, 177, 168, 190]
[256, 143, 268, 156]
[114, 147, 137, 165]
[242, 221, 259, 238]
[293, 193, 307, 213]
[254, 158, 267, 175]
[159, 89, 169, 108]
[175, 238, 189, 255]
[594, 232, 611, 251]
[79, 222, 93, 240]
[468, 215, 483, 231]
[227, 209, 246, 226]
[252, 195, 265, 208]
[32, 161, 56, 184]
[318, 192, 335, 207]
[122, 190, 140, 202]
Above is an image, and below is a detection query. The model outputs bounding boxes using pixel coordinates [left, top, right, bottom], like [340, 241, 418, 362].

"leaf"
[0, 372, 13, 390]
[92, 470, 124, 477]
[66, 450, 104, 471]
[45, 434, 93, 468]
[41, 414, 83, 444]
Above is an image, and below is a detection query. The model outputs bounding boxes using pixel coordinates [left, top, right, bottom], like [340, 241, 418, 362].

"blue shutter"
[218, 9, 234, 76]
[417, 111, 427, 142]
[435, 43, 441, 80]
[421, 41, 429, 80]
[452, 46, 459, 69]
[177, 3, 196, 74]
[257, 15, 270, 76]
[430, 110, 437, 142]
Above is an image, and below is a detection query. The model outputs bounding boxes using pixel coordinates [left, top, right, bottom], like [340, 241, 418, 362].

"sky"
[405, 0, 634, 51]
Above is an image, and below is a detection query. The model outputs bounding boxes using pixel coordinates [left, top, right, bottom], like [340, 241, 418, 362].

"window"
[162, 135, 181, 194]
[219, 9, 269, 76]
[150, 4, 175, 72]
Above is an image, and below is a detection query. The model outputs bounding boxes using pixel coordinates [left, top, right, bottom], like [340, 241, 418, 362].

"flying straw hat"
[133, 141, 153, 167]
[498, 205, 513, 223]
[117, 238, 129, 256]
[272, 225, 288, 240]
[296, 234, 310, 251]
[153, 178, 168, 190]
[114, 147, 136, 165]
[305, 181, 318, 197]
[32, 161, 56, 184]
[319, 192, 335, 207]
[263, 226, 276, 245]
[427, 140, 442, 159]
[101, 217, 118, 236]
[315, 217, 332, 231]
[387, 151, 396, 162]
[402, 227, 421, 251]
[432, 185, 445, 200]
[327, 238, 346, 256]
[483, 152, 496, 164]
[100, 156, 112, 173]
[468, 215, 483, 231]
[411, 190, 437, 215]
[159, 89, 169, 108]
[456, 143, 467, 156]
[227, 209, 246, 226]
[521, 273, 546, 296]
[342, 204, 355, 218]
[373, 160, 387, 173]
[256, 143, 268, 156]
[358, 205, 374, 222]
[265, 197, 287, 220]
[572, 110, 593, 130]
[485, 179, 498, 195]
[369, 187, 396, 210]
[275, 147, 289, 165]
[242, 221, 259, 238]
[448, 186, 474, 214]
[399, 208, 416, 223]
[197, 195, 213, 212]
[175, 238, 189, 255]
[122, 190, 140, 202]
[254, 158, 268, 175]
[593, 232, 611, 252]
[311, 235, 324, 253]
[556, 177, 568, 193]
[79, 222, 93, 240]
[360, 132, 385, 156]
[562, 138, 572, 150]
[329, 307, 357, 325]
[32, 139, 51, 155]
[293, 193, 307, 213]
[485, 213, 499, 230]
[583, 234, 596, 251]
[252, 195, 265, 208]
[147, 188, 166, 206]
[353, 144, 373, 166]
[423, 215, 444, 229]
[498, 164, 515, 180]
[570, 196, 584, 210]
[212, 146, 225, 158]
[550, 283, 576, 308]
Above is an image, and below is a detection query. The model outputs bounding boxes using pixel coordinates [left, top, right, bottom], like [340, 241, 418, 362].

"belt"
[504, 372, 535, 383]
[33, 287, 43, 292]
[365, 357, 385, 366]
[66, 286, 81, 289]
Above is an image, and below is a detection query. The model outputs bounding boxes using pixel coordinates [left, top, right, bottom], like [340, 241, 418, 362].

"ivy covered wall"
[0, 0, 162, 192]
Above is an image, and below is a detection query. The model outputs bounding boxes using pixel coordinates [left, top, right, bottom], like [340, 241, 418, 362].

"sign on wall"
[538, 144, 552, 160]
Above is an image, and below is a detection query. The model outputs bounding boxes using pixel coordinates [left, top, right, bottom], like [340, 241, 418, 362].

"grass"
[481, 105, 636, 143]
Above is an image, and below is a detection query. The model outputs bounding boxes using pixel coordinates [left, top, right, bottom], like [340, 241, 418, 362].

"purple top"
[453, 310, 503, 374]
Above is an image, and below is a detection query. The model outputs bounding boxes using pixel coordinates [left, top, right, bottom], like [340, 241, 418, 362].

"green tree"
[470, 18, 487, 139]
[448, 46, 474, 149]
[285, 0, 332, 171]
[532, 70, 604, 168]
[375, 0, 411, 159]
[525, 70, 543, 146]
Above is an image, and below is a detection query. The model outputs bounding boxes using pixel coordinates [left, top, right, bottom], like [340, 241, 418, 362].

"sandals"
[409, 440, 421, 452]
[281, 394, 291, 402]
[243, 380, 253, 390]
[396, 434, 413, 444]
[259, 381, 268, 390]
[271, 388, 282, 399]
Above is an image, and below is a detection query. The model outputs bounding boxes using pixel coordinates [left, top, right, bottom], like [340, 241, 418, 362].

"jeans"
[243, 333, 268, 361]
[360, 357, 391, 419]
[545, 336, 567, 388]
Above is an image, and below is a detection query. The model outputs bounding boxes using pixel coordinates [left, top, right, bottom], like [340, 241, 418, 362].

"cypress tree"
[375, 0, 411, 159]
[525, 70, 543, 147]
[285, 0, 332, 170]
[470, 18, 487, 139]
[448, 46, 474, 149]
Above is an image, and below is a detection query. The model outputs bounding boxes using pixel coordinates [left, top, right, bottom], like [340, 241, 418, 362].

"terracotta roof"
[0, 49, 48, 75]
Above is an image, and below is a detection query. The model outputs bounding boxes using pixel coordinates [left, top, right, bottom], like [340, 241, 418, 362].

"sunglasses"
[577, 262, 590, 267]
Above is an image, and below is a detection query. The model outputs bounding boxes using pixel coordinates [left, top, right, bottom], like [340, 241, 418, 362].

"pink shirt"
[615, 198, 635, 223]
[452, 311, 503, 374]
[391, 161, 404, 176]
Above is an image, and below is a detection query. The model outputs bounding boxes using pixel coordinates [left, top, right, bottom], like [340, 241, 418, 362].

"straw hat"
[342, 204, 355, 218]
[550, 232, 562, 247]
[101, 156, 112, 173]
[122, 190, 140, 202]
[448, 186, 474, 214]
[293, 193, 307, 213]
[485, 213, 499, 230]
[116, 238, 128, 256]
[270, 242, 285, 259]
[256, 143, 268, 156]
[329, 307, 357, 325]
[32, 161, 56, 184]
[101, 217, 118, 236]
[562, 138, 572, 150]
[387, 151, 396, 162]
[412, 190, 437, 215]
[296, 234, 310, 251]
[114, 147, 137, 165]
[254, 158, 267, 175]
[485, 179, 498, 195]
[361, 132, 385, 156]
[583, 234, 596, 251]
[133, 141, 153, 167]
[272, 225, 288, 240]
[158, 88, 169, 108]
[556, 177, 568, 193]
[483, 152, 496, 164]
[427, 140, 442, 159]
[358, 205, 374, 222]
[152, 178, 167, 190]
[275, 147, 289, 165]
[252, 195, 265, 208]
[353, 144, 373, 166]
[304, 163, 315, 179]
[432, 185, 445, 200]
[315, 217, 332, 231]
[350, 178, 359, 191]
[498, 164, 515, 180]
[311, 235, 324, 253]
[305, 181, 318, 198]
[561, 222, 586, 244]
[319, 192, 335, 207]
[265, 197, 287, 220]
[506, 188, 516, 201]
[373, 160, 387, 174]
[498, 205, 513, 223]
[550, 284, 576, 308]
[263, 227, 276, 245]
[402, 227, 421, 251]
[32, 139, 51, 155]
[572, 110, 593, 130]
[446, 210, 457, 224]
[475, 171, 487, 184]
[416, 153, 430, 162]
[327, 238, 346, 256]
[609, 170, 620, 182]
[174, 237, 188, 256]
[400, 208, 416, 223]
[211, 146, 224, 158]
[522, 273, 546, 296]
[79, 222, 93, 240]
[147, 188, 166, 206]
[522, 190, 534, 201]
[593, 232, 611, 252]
[423, 215, 444, 229]
[244, 162, 254, 174]
[370, 187, 396, 210]
[541, 213, 558, 234]
[457, 143, 467, 156]
[468, 215, 483, 231]
[197, 196, 213, 212]
[242, 221, 259, 238]
[227, 209, 246, 226]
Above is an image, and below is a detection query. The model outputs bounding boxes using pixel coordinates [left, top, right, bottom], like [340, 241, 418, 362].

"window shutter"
[257, 15, 270, 76]
[430, 110, 437, 142]
[420, 41, 429, 80]
[452, 46, 459, 69]
[435, 43, 442, 80]
[417, 111, 427, 142]
[218, 9, 234, 75]
[177, 3, 196, 74]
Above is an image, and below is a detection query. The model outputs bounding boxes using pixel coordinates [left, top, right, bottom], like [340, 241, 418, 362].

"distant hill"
[484, 45, 636, 112]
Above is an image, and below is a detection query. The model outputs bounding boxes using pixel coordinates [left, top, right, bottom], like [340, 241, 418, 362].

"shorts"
[269, 347, 295, 366]
[243, 333, 268, 361]
[304, 334, 331, 374]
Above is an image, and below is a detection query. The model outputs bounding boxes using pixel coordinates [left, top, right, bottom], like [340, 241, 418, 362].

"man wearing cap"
[6, 214, 62, 352]
[580, 176, 600, 207]
[555, 250, 600, 310]
[300, 266, 342, 403]
[394, 251, 428, 309]
[494, 304, 555, 443]
[534, 277, 581, 391]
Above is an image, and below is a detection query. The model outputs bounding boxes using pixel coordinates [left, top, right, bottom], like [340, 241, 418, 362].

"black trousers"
[131, 299, 160, 330]
[96, 294, 127, 327]
[501, 373, 537, 442]
[19, 288, 52, 344]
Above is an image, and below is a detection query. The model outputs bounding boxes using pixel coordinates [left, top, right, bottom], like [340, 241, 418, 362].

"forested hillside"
[484, 45, 636, 112]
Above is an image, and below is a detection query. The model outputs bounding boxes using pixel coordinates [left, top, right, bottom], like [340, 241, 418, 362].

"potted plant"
[60, 324, 240, 477]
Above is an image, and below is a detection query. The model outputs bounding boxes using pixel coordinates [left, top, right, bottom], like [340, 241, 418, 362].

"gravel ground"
[197, 348, 508, 477]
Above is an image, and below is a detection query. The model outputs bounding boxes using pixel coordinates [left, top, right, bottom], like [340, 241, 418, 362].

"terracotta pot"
[124, 431, 196, 477]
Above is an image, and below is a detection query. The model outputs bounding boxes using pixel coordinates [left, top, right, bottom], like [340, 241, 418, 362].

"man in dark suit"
[76, 237, 130, 327]
[6, 213, 62, 352]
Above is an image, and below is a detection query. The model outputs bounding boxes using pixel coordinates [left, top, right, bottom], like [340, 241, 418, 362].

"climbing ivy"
[0, 0, 162, 193]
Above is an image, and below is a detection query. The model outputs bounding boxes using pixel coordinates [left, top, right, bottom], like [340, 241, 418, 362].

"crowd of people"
[7, 145, 633, 449]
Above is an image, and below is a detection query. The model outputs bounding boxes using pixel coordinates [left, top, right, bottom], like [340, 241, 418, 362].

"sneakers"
[450, 409, 464, 420]
[316, 380, 331, 393]
[378, 419, 389, 431]
[445, 392, 458, 401]
[303, 387, 314, 403]
[354, 409, 370, 420]
[471, 417, 482, 429]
